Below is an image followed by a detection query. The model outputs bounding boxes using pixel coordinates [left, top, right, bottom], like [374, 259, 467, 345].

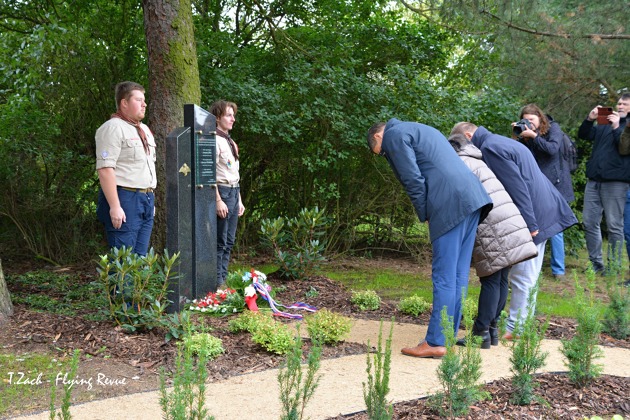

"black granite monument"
[166, 104, 218, 312]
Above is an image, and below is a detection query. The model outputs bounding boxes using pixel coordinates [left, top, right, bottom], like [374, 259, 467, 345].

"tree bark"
[143, 0, 202, 253]
[0, 259, 14, 325]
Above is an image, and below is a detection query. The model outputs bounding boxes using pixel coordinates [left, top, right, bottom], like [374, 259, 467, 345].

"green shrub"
[429, 302, 485, 417]
[228, 311, 296, 355]
[561, 276, 603, 387]
[49, 349, 80, 420]
[463, 297, 478, 322]
[228, 310, 269, 333]
[601, 282, 630, 340]
[305, 309, 352, 345]
[260, 207, 328, 280]
[158, 310, 193, 342]
[251, 319, 296, 355]
[507, 282, 548, 406]
[278, 329, 322, 420]
[96, 247, 179, 333]
[159, 346, 214, 420]
[397, 295, 431, 316]
[363, 319, 394, 420]
[351, 290, 381, 311]
[180, 333, 225, 361]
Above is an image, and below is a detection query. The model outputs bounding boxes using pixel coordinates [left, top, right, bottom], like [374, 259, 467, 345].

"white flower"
[200, 308, 207, 312]
[244, 285, 256, 297]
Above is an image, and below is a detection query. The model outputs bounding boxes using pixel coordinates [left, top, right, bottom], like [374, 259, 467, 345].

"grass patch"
[320, 246, 615, 320]
[7, 270, 107, 318]
[0, 352, 72, 417]
[324, 266, 482, 310]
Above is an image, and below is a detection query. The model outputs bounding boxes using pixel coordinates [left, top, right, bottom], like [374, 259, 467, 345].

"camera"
[512, 118, 533, 139]
[597, 107, 613, 125]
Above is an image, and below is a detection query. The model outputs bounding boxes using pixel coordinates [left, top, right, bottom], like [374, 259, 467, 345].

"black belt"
[119, 186, 154, 193]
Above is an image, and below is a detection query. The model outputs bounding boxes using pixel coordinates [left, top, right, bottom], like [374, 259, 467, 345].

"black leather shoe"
[456, 330, 491, 349]
[489, 323, 499, 346]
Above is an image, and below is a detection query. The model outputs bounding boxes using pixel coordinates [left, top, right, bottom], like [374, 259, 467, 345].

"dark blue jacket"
[579, 116, 630, 182]
[522, 118, 575, 202]
[381, 119, 492, 242]
[471, 126, 577, 244]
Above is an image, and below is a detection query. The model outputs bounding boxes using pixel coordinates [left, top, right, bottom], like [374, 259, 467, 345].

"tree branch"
[480, 9, 630, 40]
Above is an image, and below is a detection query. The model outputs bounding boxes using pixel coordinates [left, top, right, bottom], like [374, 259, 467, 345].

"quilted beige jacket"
[457, 143, 538, 277]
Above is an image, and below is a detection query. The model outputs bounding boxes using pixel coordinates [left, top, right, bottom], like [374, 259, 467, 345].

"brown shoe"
[401, 341, 446, 358]
[503, 332, 519, 341]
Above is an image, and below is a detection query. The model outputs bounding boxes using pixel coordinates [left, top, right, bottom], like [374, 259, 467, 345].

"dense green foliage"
[260, 207, 328, 279]
[96, 247, 179, 333]
[1, 1, 623, 263]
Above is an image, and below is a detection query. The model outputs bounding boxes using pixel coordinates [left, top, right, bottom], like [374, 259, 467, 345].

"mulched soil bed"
[332, 374, 630, 419]
[2, 265, 629, 419]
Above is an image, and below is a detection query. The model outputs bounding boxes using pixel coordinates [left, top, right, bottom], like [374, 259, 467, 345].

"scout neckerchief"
[111, 112, 150, 155]
[216, 128, 239, 161]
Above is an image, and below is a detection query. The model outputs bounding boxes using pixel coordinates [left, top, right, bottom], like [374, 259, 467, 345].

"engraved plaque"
[195, 133, 216, 186]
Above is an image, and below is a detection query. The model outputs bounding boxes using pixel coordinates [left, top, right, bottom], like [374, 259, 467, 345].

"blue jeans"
[549, 232, 565, 275]
[583, 180, 628, 272]
[507, 241, 547, 332]
[216, 185, 240, 284]
[97, 188, 155, 256]
[425, 209, 481, 347]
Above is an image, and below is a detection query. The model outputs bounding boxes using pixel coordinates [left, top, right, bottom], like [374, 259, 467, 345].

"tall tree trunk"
[143, 0, 202, 253]
[0, 259, 13, 325]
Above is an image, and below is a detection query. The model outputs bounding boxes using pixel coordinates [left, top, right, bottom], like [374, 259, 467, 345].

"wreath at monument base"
[188, 269, 316, 319]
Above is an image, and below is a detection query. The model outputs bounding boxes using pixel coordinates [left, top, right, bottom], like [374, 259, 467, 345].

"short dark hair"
[447, 133, 469, 152]
[620, 93, 630, 101]
[367, 122, 386, 151]
[115, 81, 145, 109]
[209, 100, 238, 119]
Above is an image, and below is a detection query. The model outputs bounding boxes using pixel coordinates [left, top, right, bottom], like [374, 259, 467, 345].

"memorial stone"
[165, 104, 217, 312]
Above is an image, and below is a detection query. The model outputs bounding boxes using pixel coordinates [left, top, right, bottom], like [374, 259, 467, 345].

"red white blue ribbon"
[252, 281, 317, 320]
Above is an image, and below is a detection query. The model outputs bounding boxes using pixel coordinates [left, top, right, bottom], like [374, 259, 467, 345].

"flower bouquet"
[190, 268, 317, 319]
[236, 269, 317, 320]
[189, 287, 245, 315]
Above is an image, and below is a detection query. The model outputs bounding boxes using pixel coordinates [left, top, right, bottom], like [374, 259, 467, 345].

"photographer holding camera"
[513, 104, 575, 280]
[579, 94, 630, 276]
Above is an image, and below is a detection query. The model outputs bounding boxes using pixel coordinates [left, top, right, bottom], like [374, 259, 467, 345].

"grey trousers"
[507, 241, 547, 332]
[583, 180, 628, 272]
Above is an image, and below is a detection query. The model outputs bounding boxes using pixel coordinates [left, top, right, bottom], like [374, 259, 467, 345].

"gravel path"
[14, 319, 630, 420]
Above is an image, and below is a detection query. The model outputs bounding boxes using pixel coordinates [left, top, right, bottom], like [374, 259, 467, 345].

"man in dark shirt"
[578, 94, 630, 276]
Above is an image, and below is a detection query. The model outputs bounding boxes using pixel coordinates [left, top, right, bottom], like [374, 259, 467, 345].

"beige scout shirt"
[215, 133, 240, 185]
[95, 118, 157, 189]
